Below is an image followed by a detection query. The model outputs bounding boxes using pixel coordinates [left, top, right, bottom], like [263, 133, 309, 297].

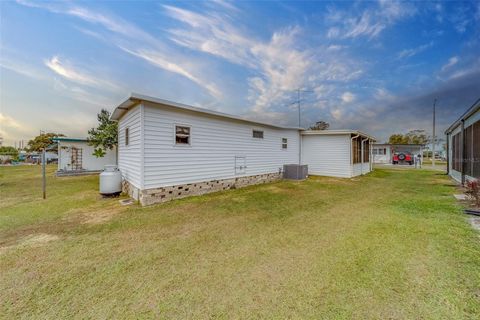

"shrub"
[465, 179, 480, 207]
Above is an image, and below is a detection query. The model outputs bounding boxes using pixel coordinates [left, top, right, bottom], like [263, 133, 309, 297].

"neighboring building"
[53, 137, 116, 176]
[372, 144, 424, 165]
[302, 130, 374, 178]
[445, 98, 480, 184]
[111, 94, 375, 205]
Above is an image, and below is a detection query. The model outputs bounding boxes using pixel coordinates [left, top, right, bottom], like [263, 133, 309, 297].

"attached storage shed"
[445, 98, 480, 184]
[301, 130, 375, 178]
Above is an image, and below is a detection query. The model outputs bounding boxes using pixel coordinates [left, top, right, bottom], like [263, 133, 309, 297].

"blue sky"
[1, 0, 479, 145]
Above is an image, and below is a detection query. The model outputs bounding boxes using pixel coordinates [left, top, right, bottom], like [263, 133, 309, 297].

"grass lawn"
[1, 165, 479, 319]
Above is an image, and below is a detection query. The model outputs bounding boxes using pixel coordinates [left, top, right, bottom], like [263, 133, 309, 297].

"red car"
[393, 152, 413, 165]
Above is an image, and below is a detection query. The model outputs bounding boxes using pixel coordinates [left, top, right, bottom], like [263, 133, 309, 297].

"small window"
[175, 125, 190, 144]
[253, 130, 264, 139]
[282, 138, 288, 149]
[125, 128, 129, 146]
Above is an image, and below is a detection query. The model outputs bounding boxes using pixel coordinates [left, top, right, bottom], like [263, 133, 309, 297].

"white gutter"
[361, 137, 369, 175]
[299, 131, 302, 165]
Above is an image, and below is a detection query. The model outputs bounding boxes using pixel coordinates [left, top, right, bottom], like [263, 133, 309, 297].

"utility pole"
[432, 98, 437, 167]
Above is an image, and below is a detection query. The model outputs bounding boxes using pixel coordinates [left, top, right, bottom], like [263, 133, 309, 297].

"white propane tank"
[99, 165, 122, 196]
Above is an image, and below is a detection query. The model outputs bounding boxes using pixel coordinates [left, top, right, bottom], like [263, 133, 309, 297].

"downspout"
[350, 134, 360, 177]
[361, 137, 368, 175]
[299, 130, 302, 165]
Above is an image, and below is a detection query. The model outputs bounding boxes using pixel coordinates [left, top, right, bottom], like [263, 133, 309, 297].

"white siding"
[301, 135, 352, 178]
[58, 141, 116, 171]
[118, 105, 142, 189]
[142, 102, 300, 189]
[373, 146, 392, 164]
[352, 163, 371, 177]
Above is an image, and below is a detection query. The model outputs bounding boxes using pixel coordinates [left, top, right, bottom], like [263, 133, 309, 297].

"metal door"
[235, 156, 246, 175]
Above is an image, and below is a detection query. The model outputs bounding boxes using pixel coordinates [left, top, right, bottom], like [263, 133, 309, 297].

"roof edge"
[52, 137, 88, 142]
[301, 129, 376, 141]
[445, 98, 480, 134]
[110, 93, 303, 130]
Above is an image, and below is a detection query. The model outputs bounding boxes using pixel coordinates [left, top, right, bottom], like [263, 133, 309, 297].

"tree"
[0, 146, 19, 158]
[27, 133, 64, 152]
[87, 109, 117, 157]
[388, 130, 429, 145]
[388, 134, 408, 144]
[405, 129, 428, 145]
[309, 120, 330, 130]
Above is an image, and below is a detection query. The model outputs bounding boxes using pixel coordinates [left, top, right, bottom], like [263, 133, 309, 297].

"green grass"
[1, 165, 479, 319]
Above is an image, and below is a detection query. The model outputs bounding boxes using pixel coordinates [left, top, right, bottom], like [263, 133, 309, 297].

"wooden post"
[42, 149, 46, 199]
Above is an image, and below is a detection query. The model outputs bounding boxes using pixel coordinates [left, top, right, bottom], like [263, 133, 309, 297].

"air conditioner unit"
[283, 164, 308, 180]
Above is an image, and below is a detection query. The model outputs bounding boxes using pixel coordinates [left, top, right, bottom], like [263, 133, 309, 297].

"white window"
[125, 128, 129, 146]
[175, 125, 190, 145]
[253, 130, 264, 139]
[282, 138, 288, 149]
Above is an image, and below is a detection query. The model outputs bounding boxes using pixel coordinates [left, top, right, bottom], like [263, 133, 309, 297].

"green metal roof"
[52, 137, 87, 142]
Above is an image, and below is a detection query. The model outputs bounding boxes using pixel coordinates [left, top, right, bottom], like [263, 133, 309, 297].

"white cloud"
[118, 46, 222, 99]
[398, 41, 434, 59]
[0, 113, 32, 145]
[341, 92, 355, 103]
[17, 1, 219, 99]
[441, 56, 459, 71]
[45, 56, 120, 92]
[0, 113, 22, 130]
[325, 0, 416, 39]
[163, 4, 362, 114]
[326, 44, 346, 51]
[331, 108, 343, 120]
[0, 56, 46, 80]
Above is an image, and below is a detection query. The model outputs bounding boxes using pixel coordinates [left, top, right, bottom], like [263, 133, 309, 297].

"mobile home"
[111, 94, 375, 205]
[53, 137, 116, 176]
[445, 98, 480, 184]
[372, 144, 424, 165]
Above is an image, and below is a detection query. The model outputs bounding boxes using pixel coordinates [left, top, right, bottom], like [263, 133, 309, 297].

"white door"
[235, 156, 246, 175]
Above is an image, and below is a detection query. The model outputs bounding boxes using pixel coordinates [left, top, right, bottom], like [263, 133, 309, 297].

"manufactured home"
[111, 94, 375, 205]
[53, 137, 116, 176]
[445, 98, 480, 184]
[372, 144, 424, 165]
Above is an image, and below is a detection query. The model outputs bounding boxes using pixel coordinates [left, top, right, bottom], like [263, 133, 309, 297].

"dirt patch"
[65, 205, 126, 225]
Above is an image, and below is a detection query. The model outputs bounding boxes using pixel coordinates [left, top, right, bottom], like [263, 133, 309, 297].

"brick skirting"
[123, 172, 282, 206]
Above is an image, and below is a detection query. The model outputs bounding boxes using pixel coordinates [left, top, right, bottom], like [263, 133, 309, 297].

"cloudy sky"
[1, 0, 479, 145]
